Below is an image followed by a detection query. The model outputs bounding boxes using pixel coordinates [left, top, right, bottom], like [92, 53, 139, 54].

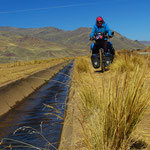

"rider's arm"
[90, 25, 96, 38]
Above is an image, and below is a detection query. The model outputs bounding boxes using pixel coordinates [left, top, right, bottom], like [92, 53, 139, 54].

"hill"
[0, 26, 146, 62]
[139, 41, 150, 45]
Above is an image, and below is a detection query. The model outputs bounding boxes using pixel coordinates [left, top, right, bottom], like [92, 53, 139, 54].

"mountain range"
[139, 41, 150, 45]
[0, 26, 146, 61]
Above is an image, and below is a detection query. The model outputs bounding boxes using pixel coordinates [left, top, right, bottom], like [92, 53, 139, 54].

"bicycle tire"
[99, 48, 105, 72]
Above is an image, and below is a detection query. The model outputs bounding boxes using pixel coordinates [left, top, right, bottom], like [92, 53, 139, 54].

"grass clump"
[75, 58, 90, 73]
[110, 51, 147, 73]
[79, 67, 150, 150]
[72, 53, 150, 150]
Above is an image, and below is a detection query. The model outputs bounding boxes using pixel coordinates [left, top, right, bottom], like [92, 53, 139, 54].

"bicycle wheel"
[99, 48, 105, 72]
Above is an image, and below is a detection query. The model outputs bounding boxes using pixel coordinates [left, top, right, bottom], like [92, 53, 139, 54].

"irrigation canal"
[0, 61, 74, 150]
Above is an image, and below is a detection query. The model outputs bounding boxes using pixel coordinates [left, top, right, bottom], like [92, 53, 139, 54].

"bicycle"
[90, 32, 114, 72]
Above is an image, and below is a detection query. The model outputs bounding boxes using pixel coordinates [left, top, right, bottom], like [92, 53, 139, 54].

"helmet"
[96, 16, 103, 27]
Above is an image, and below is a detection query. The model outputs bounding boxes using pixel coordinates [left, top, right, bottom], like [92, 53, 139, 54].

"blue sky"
[0, 0, 150, 40]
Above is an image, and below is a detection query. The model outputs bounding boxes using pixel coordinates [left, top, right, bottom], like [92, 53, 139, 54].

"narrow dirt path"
[136, 108, 150, 145]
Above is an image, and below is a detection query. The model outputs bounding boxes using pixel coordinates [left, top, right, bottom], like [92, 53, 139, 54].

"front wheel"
[99, 48, 105, 72]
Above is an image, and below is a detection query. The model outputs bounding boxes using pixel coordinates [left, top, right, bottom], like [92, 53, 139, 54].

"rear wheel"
[99, 48, 105, 72]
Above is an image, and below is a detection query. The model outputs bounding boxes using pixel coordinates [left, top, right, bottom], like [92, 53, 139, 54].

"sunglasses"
[97, 21, 103, 23]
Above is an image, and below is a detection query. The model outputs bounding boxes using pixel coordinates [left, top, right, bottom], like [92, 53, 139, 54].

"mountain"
[139, 41, 150, 45]
[0, 26, 146, 61]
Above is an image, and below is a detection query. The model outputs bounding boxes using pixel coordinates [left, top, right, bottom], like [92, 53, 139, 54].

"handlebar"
[90, 31, 114, 41]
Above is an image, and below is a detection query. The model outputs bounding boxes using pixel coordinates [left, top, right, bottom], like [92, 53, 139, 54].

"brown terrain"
[0, 26, 146, 63]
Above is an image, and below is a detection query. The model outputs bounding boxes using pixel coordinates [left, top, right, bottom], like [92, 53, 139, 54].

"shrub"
[78, 66, 150, 150]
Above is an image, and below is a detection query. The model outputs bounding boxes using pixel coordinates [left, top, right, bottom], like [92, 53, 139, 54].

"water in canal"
[0, 61, 74, 150]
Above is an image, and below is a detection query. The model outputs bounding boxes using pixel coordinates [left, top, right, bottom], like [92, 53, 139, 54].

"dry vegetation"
[141, 46, 150, 52]
[72, 52, 150, 150]
[1, 51, 150, 149]
[0, 57, 71, 86]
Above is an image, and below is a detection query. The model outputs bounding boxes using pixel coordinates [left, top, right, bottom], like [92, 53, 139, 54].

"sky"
[0, 0, 150, 41]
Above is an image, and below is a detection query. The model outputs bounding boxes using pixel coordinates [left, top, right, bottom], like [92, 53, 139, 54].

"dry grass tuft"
[79, 69, 149, 150]
[73, 55, 150, 150]
[75, 58, 90, 73]
[110, 51, 147, 73]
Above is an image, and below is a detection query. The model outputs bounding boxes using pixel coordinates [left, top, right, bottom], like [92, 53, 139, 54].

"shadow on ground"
[94, 68, 109, 73]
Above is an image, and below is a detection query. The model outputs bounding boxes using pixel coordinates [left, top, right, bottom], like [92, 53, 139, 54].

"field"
[60, 51, 150, 150]
[1, 51, 150, 150]
[0, 57, 71, 87]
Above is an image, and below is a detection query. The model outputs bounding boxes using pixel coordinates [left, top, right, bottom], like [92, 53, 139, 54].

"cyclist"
[90, 16, 114, 55]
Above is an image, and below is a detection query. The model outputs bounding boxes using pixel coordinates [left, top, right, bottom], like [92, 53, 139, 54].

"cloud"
[0, 2, 98, 14]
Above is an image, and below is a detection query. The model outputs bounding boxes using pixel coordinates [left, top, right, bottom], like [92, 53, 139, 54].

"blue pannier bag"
[105, 52, 112, 66]
[91, 54, 100, 68]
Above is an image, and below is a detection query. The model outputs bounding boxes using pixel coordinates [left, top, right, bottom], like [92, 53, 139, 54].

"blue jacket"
[90, 22, 112, 40]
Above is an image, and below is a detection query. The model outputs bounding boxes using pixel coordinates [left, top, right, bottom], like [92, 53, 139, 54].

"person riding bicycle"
[90, 16, 115, 55]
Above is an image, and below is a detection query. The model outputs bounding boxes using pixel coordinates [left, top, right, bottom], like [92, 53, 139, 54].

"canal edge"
[58, 66, 76, 150]
[0, 60, 71, 117]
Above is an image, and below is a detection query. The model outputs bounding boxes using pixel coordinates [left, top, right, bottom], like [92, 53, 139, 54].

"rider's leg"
[95, 40, 108, 52]
[103, 40, 108, 52]
[91, 43, 99, 54]
[111, 47, 115, 55]
[107, 42, 115, 55]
